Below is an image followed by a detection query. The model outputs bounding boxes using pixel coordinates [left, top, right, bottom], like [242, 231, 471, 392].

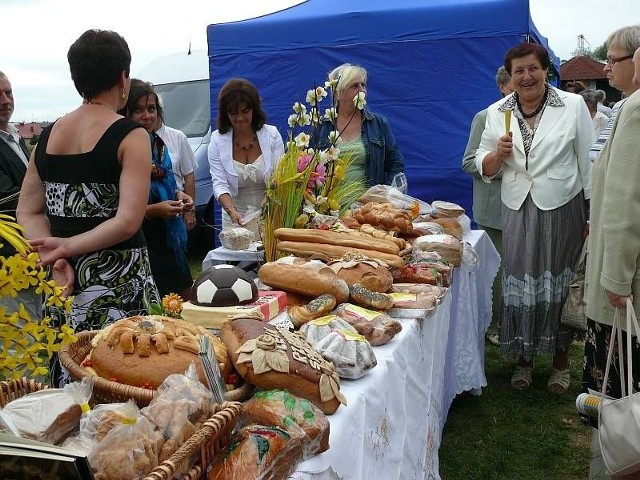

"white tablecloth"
[291, 230, 500, 480]
[201, 244, 264, 270]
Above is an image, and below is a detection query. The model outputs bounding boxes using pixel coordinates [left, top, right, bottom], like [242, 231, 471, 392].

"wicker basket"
[59, 330, 253, 406]
[144, 401, 242, 480]
[0, 377, 48, 407]
[0, 377, 241, 480]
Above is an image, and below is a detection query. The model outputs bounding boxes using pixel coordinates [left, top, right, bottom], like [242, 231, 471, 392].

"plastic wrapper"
[89, 400, 160, 480]
[409, 251, 453, 287]
[141, 363, 214, 464]
[461, 241, 480, 272]
[63, 401, 129, 456]
[391, 282, 448, 299]
[219, 226, 255, 250]
[334, 303, 402, 346]
[430, 200, 465, 218]
[412, 234, 462, 267]
[358, 184, 431, 214]
[392, 263, 444, 286]
[300, 315, 377, 379]
[240, 204, 262, 240]
[0, 388, 82, 445]
[411, 221, 445, 236]
[208, 424, 304, 480]
[241, 389, 330, 459]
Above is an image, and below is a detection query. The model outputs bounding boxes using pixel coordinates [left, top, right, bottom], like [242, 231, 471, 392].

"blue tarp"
[206, 0, 559, 217]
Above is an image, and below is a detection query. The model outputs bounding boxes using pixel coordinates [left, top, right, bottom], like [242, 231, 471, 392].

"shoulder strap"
[93, 117, 145, 156]
[34, 122, 55, 179]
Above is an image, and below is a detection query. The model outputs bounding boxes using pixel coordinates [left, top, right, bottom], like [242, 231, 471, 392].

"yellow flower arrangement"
[0, 213, 75, 380]
[148, 293, 184, 318]
[261, 79, 367, 262]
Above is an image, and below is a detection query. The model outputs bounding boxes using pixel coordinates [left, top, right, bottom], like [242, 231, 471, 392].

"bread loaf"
[328, 255, 393, 293]
[274, 227, 400, 255]
[221, 318, 347, 414]
[258, 258, 350, 303]
[89, 315, 230, 389]
[429, 217, 463, 240]
[289, 294, 337, 328]
[349, 283, 394, 310]
[242, 389, 330, 459]
[208, 425, 304, 480]
[276, 240, 405, 268]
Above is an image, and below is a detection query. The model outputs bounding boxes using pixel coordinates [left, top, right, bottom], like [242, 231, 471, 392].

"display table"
[201, 243, 264, 270]
[290, 229, 500, 480]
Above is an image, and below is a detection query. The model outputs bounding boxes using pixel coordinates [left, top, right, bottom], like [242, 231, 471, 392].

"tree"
[593, 43, 607, 61]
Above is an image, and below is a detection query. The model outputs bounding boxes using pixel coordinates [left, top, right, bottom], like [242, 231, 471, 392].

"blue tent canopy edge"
[206, 0, 559, 221]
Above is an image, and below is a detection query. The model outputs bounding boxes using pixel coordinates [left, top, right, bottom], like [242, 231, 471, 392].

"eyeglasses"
[606, 54, 633, 66]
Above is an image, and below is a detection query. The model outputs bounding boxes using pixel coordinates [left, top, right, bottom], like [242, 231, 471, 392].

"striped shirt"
[589, 98, 627, 162]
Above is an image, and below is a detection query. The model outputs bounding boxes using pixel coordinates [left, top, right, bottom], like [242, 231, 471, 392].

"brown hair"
[216, 78, 266, 134]
[504, 43, 551, 75]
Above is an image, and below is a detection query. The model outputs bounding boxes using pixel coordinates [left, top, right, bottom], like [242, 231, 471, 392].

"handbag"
[560, 238, 588, 331]
[598, 299, 640, 475]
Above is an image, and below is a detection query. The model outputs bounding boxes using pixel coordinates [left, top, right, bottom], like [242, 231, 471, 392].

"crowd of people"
[2, 20, 640, 479]
[462, 24, 640, 480]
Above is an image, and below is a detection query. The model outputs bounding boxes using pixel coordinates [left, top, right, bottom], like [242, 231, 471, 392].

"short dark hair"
[565, 80, 587, 93]
[118, 78, 163, 125]
[504, 43, 551, 75]
[67, 29, 131, 100]
[216, 78, 266, 134]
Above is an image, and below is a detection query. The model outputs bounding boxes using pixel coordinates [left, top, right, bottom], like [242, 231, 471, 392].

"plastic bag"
[219, 226, 255, 250]
[241, 204, 262, 240]
[141, 363, 214, 464]
[241, 389, 329, 459]
[358, 184, 431, 214]
[300, 315, 377, 379]
[334, 303, 402, 346]
[461, 241, 480, 272]
[89, 400, 160, 480]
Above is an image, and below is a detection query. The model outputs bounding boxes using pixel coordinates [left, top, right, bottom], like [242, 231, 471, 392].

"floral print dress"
[34, 119, 160, 385]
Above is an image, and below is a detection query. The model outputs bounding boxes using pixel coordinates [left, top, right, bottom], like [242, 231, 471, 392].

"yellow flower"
[162, 293, 184, 316]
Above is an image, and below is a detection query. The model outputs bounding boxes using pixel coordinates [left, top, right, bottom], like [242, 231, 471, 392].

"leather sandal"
[511, 366, 533, 390]
[547, 368, 571, 394]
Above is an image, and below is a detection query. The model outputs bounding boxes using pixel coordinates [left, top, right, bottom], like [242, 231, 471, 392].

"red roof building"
[559, 55, 621, 103]
[14, 122, 47, 142]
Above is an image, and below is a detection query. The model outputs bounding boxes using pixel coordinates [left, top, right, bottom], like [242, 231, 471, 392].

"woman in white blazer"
[475, 43, 592, 394]
[208, 78, 284, 233]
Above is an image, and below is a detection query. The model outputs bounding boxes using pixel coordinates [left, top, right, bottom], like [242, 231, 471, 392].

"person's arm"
[461, 111, 486, 179]
[16, 149, 51, 238]
[182, 172, 196, 230]
[600, 102, 640, 300]
[380, 116, 404, 185]
[208, 133, 241, 225]
[22, 128, 153, 265]
[475, 107, 511, 179]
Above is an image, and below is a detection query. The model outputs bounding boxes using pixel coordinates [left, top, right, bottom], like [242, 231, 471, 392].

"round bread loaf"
[89, 315, 231, 389]
[328, 257, 393, 293]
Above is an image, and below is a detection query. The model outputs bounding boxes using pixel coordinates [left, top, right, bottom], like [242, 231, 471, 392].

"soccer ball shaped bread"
[191, 264, 258, 307]
[88, 315, 231, 389]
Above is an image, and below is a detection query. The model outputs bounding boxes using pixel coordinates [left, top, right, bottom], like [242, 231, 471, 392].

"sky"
[3, 0, 639, 122]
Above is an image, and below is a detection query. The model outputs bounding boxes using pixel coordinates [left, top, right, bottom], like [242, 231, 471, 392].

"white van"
[136, 50, 215, 250]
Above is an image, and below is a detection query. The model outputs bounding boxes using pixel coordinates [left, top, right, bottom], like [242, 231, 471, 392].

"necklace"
[84, 100, 115, 113]
[234, 134, 258, 151]
[516, 86, 548, 119]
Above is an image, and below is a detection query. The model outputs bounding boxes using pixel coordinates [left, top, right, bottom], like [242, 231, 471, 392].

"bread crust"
[274, 227, 400, 254]
[276, 240, 405, 268]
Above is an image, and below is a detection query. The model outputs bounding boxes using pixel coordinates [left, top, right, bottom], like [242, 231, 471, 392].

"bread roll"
[289, 294, 337, 328]
[328, 256, 393, 293]
[258, 258, 350, 303]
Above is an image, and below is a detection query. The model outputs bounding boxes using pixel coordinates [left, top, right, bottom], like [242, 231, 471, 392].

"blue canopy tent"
[206, 0, 559, 220]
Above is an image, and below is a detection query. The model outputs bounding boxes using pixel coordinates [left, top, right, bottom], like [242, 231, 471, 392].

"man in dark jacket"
[0, 70, 41, 318]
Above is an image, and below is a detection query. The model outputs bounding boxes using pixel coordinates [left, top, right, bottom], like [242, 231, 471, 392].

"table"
[201, 243, 264, 271]
[290, 230, 500, 480]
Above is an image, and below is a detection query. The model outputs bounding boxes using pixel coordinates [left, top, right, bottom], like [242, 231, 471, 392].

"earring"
[121, 90, 126, 99]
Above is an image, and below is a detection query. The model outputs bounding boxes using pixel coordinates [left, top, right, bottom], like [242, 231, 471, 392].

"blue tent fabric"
[206, 0, 558, 217]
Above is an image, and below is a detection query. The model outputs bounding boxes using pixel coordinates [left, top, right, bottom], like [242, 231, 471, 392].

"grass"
[439, 341, 592, 480]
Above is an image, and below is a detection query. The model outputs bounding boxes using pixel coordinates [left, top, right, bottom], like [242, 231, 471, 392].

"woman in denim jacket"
[312, 64, 404, 187]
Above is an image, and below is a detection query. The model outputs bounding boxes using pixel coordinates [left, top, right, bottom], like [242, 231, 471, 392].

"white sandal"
[511, 366, 533, 390]
[547, 368, 570, 394]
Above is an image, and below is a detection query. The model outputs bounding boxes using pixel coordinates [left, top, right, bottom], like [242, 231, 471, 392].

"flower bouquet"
[0, 214, 75, 379]
[261, 80, 367, 262]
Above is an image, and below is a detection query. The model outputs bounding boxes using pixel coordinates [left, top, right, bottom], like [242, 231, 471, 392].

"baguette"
[276, 241, 405, 269]
[274, 227, 400, 255]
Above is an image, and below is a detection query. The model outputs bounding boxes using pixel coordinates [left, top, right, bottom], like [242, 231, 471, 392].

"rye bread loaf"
[220, 319, 346, 415]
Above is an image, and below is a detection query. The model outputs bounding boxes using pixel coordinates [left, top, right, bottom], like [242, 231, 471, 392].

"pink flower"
[309, 164, 327, 188]
[297, 153, 313, 173]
